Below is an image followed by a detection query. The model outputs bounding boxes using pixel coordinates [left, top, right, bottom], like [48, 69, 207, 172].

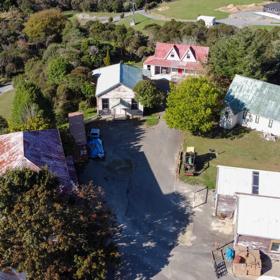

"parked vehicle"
[88, 128, 104, 159]
[184, 146, 196, 176]
[90, 128, 100, 139]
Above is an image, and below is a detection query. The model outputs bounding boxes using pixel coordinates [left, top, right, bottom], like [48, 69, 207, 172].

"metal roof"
[92, 63, 143, 96]
[0, 129, 75, 191]
[68, 112, 87, 146]
[225, 75, 280, 121]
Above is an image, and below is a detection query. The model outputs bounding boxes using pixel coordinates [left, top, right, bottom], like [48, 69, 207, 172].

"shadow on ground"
[80, 120, 192, 279]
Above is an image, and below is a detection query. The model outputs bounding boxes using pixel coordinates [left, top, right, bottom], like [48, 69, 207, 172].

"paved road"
[80, 118, 236, 280]
[0, 84, 13, 95]
[217, 11, 280, 27]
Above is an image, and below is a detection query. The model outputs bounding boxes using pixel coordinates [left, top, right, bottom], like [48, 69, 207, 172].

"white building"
[143, 42, 209, 81]
[92, 63, 144, 118]
[235, 193, 280, 259]
[220, 75, 280, 136]
[215, 165, 280, 218]
[197, 15, 216, 27]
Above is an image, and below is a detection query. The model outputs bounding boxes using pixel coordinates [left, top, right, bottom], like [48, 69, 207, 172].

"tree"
[11, 75, 53, 127]
[47, 57, 71, 85]
[134, 80, 163, 108]
[0, 168, 118, 279]
[165, 77, 222, 134]
[209, 28, 280, 85]
[103, 49, 111, 66]
[23, 9, 66, 44]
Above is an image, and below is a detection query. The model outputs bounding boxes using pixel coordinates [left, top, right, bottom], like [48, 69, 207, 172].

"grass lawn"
[151, 0, 264, 20]
[117, 14, 164, 31]
[145, 113, 160, 126]
[180, 128, 280, 189]
[0, 90, 15, 120]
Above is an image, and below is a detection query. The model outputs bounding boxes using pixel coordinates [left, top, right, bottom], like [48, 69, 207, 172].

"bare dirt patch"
[157, 6, 170, 12]
[216, 2, 269, 14]
[211, 218, 233, 235]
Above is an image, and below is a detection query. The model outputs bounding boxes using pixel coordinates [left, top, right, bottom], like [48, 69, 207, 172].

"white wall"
[237, 194, 280, 240]
[241, 112, 280, 136]
[97, 84, 143, 115]
[143, 64, 156, 76]
[216, 165, 280, 197]
[166, 48, 180, 61]
[182, 49, 196, 62]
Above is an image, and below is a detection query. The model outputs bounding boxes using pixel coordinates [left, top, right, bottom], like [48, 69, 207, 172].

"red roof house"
[0, 129, 77, 191]
[143, 42, 209, 80]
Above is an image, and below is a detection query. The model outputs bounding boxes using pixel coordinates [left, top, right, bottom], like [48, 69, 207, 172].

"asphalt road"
[80, 118, 236, 280]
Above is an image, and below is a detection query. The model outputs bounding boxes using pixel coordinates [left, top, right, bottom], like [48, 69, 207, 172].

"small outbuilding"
[215, 165, 280, 218]
[235, 193, 280, 260]
[68, 112, 88, 162]
[263, 2, 280, 15]
[220, 75, 280, 136]
[197, 15, 216, 27]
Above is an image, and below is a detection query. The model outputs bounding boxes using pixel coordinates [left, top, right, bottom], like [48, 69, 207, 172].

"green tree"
[23, 9, 65, 43]
[165, 77, 222, 134]
[209, 28, 280, 84]
[47, 57, 71, 85]
[103, 49, 111, 66]
[134, 80, 163, 108]
[11, 75, 53, 128]
[0, 168, 118, 279]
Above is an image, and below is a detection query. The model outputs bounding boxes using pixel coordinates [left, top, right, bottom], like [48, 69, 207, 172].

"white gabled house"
[92, 63, 144, 118]
[220, 75, 280, 136]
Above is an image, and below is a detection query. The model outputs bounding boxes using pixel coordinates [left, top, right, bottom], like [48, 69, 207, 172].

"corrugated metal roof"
[92, 63, 143, 96]
[0, 129, 75, 191]
[68, 112, 87, 146]
[225, 75, 280, 121]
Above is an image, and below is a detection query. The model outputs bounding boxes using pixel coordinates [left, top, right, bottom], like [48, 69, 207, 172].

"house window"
[170, 53, 175, 58]
[252, 171, 259, 195]
[268, 119, 273, 128]
[102, 98, 109, 110]
[270, 241, 280, 253]
[186, 53, 191, 59]
[131, 99, 138, 110]
[147, 65, 151, 71]
[255, 115, 259, 124]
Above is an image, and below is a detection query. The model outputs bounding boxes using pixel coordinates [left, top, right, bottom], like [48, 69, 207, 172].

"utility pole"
[130, 0, 136, 26]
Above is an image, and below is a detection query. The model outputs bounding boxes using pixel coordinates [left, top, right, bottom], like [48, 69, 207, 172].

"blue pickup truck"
[88, 128, 105, 159]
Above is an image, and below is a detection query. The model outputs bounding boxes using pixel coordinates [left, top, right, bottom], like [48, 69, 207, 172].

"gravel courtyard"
[80, 118, 236, 280]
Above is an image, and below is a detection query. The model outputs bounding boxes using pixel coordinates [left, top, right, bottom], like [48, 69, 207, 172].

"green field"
[0, 90, 15, 120]
[181, 128, 280, 188]
[151, 0, 264, 20]
[117, 14, 164, 31]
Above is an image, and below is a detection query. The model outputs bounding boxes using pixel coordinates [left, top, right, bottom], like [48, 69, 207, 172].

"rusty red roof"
[144, 42, 209, 69]
[0, 129, 75, 191]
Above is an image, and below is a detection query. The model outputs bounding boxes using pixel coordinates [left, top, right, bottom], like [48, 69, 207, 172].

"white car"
[257, 276, 280, 280]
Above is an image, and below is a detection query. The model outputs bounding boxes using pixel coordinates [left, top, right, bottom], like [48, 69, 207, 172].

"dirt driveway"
[80, 118, 235, 280]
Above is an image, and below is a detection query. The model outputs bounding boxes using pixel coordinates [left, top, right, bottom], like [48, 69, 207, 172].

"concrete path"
[0, 84, 13, 95]
[80, 117, 238, 279]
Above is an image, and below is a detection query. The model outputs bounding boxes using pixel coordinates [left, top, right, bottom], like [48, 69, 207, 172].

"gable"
[99, 84, 135, 99]
[182, 48, 196, 62]
[166, 47, 180, 61]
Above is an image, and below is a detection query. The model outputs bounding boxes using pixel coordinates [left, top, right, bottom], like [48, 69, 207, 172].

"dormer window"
[171, 54, 175, 58]
[186, 53, 191, 59]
